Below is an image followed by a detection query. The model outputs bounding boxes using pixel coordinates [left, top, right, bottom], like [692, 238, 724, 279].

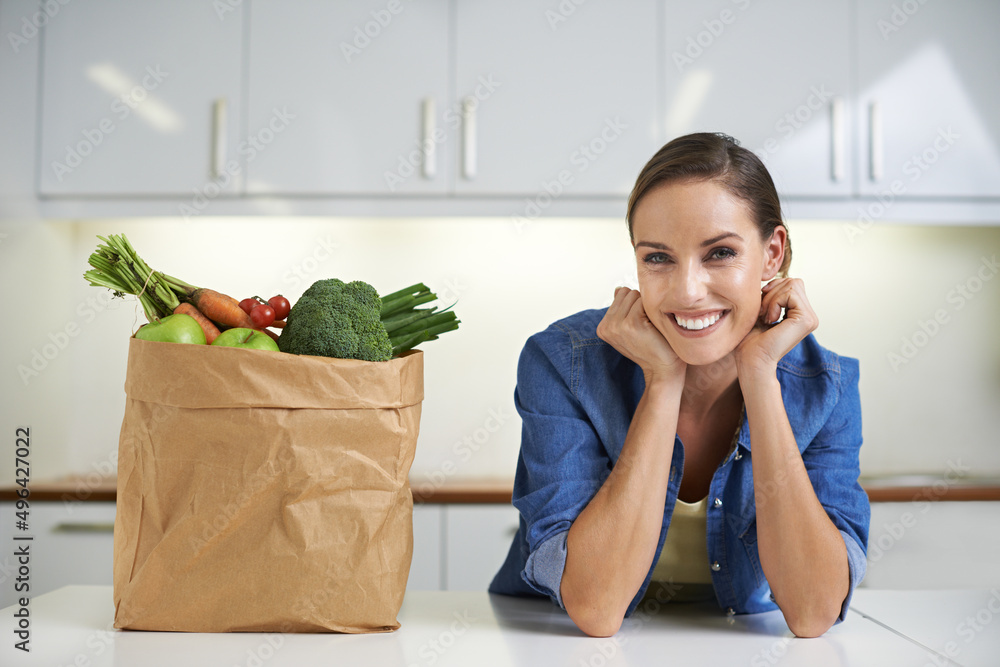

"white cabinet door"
[38, 1, 244, 196]
[862, 501, 1000, 589]
[454, 0, 660, 196]
[661, 0, 852, 198]
[444, 505, 520, 591]
[855, 0, 1000, 198]
[247, 0, 450, 195]
[408, 504, 444, 591]
[0, 502, 116, 609]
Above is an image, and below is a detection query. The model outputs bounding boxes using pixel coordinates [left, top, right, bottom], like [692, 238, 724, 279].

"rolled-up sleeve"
[800, 356, 870, 623]
[512, 330, 613, 606]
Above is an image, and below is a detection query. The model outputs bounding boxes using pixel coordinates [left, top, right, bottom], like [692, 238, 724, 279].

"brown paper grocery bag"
[113, 337, 423, 633]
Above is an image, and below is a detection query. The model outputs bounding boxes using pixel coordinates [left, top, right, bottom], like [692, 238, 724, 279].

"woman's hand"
[736, 277, 818, 380]
[597, 287, 686, 385]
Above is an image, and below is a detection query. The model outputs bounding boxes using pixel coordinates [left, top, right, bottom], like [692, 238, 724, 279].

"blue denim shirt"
[489, 307, 870, 622]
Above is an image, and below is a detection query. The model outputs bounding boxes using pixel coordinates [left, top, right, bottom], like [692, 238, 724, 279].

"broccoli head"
[277, 278, 393, 361]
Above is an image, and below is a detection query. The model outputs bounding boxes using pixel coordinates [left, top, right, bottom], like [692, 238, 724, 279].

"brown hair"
[626, 132, 791, 277]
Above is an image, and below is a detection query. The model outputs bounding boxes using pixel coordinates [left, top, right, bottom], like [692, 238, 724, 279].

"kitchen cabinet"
[0, 0, 41, 216]
[408, 504, 444, 591]
[453, 0, 660, 196]
[408, 504, 520, 592]
[661, 0, 852, 198]
[443, 504, 520, 591]
[24, 0, 1000, 220]
[37, 0, 244, 196]
[246, 0, 451, 195]
[861, 501, 1000, 590]
[854, 0, 1000, 198]
[0, 501, 115, 609]
[0, 500, 483, 607]
[247, 0, 657, 198]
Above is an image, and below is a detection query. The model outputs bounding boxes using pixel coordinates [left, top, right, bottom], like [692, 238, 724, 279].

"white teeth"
[675, 312, 722, 331]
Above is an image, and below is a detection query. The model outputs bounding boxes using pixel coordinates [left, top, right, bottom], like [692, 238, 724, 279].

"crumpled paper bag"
[113, 337, 422, 633]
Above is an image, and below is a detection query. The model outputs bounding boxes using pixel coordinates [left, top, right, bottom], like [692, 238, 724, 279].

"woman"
[489, 132, 869, 638]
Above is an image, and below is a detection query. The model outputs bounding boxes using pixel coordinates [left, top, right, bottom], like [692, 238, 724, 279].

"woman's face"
[630, 179, 784, 367]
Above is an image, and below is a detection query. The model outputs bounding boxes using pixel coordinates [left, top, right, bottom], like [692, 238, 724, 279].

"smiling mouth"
[670, 310, 728, 333]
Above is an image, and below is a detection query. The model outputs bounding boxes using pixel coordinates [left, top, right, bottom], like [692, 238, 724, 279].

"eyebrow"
[634, 232, 744, 251]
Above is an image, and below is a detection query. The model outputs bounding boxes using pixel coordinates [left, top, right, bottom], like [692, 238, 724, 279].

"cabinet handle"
[422, 97, 436, 179]
[869, 101, 883, 182]
[830, 96, 845, 182]
[53, 522, 115, 533]
[211, 97, 228, 180]
[461, 96, 477, 180]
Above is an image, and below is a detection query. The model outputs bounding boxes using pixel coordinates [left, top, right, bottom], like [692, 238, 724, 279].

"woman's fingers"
[599, 287, 683, 379]
[598, 287, 638, 342]
[760, 278, 796, 325]
[757, 278, 818, 346]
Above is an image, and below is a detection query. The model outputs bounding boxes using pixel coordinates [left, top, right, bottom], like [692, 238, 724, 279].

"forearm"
[561, 377, 683, 636]
[741, 373, 849, 638]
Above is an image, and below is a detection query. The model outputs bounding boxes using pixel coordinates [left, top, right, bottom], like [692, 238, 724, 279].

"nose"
[674, 259, 708, 307]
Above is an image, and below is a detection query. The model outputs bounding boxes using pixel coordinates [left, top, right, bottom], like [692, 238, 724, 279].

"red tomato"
[250, 304, 275, 328]
[239, 298, 258, 316]
[268, 295, 291, 320]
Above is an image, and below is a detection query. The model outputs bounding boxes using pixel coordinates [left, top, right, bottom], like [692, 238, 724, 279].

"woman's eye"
[709, 247, 736, 260]
[643, 253, 671, 265]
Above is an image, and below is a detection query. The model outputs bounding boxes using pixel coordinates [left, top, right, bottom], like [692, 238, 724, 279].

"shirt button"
[711, 561, 721, 571]
[734, 451, 742, 461]
[713, 498, 722, 509]
[726, 607, 735, 616]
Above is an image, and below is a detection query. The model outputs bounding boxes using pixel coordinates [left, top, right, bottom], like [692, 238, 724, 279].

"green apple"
[211, 327, 279, 352]
[135, 313, 206, 345]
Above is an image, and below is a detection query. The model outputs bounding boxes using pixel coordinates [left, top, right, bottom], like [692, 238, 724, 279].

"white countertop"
[2, 586, 994, 666]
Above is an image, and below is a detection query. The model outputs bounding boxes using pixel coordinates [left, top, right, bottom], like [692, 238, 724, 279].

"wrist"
[736, 350, 776, 381]
[737, 365, 780, 394]
[643, 366, 686, 395]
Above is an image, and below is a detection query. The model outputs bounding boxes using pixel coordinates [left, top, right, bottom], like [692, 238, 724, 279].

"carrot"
[270, 320, 286, 329]
[173, 303, 221, 344]
[185, 288, 255, 329]
[261, 328, 280, 342]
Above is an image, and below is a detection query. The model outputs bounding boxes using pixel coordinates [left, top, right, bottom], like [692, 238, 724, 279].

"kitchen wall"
[2, 215, 998, 487]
